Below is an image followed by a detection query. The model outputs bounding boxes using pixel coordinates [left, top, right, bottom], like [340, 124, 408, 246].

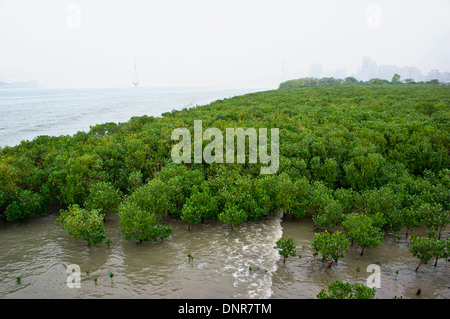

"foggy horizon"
[1, 0, 449, 89]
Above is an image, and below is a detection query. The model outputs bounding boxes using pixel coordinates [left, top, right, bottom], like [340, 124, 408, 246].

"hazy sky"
[0, 0, 449, 88]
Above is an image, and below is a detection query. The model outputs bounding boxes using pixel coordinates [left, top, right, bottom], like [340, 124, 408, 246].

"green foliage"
[312, 230, 350, 267]
[358, 186, 403, 231]
[391, 74, 401, 84]
[56, 204, 106, 246]
[278, 75, 441, 89]
[344, 152, 385, 190]
[218, 202, 247, 230]
[278, 78, 319, 89]
[0, 85, 448, 267]
[84, 181, 122, 215]
[118, 200, 172, 244]
[275, 173, 309, 219]
[317, 280, 376, 299]
[426, 79, 440, 85]
[50, 153, 104, 206]
[333, 188, 358, 213]
[312, 200, 345, 229]
[278, 77, 361, 89]
[342, 213, 384, 255]
[369, 78, 390, 85]
[127, 170, 143, 193]
[343, 77, 358, 85]
[0, 154, 48, 220]
[4, 189, 46, 221]
[181, 183, 219, 229]
[156, 163, 205, 216]
[418, 203, 449, 239]
[409, 235, 449, 271]
[128, 177, 177, 217]
[401, 206, 421, 238]
[253, 175, 278, 216]
[274, 237, 297, 263]
[213, 173, 270, 221]
[307, 180, 334, 214]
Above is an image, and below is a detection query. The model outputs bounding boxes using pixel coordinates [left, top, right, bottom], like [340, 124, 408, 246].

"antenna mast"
[133, 57, 139, 87]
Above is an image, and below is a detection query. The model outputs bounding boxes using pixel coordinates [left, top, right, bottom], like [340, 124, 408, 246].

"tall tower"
[133, 57, 139, 87]
[281, 59, 286, 83]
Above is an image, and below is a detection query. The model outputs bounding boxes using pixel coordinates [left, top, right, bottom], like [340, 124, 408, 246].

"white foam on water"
[221, 211, 283, 299]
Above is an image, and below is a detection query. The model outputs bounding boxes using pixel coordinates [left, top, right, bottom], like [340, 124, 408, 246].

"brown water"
[272, 218, 450, 299]
[0, 210, 448, 299]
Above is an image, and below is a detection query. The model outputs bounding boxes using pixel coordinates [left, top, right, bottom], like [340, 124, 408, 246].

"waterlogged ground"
[0, 209, 448, 299]
[0, 209, 281, 299]
[272, 218, 450, 299]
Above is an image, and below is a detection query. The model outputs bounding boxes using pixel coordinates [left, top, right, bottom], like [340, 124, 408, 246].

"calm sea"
[0, 86, 266, 147]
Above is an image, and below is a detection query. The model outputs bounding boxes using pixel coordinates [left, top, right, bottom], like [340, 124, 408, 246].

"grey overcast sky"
[0, 0, 449, 88]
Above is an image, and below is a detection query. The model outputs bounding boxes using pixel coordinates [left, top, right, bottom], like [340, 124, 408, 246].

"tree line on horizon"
[278, 74, 445, 89]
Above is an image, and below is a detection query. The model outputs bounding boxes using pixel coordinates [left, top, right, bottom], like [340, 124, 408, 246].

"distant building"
[304, 57, 448, 84]
[442, 72, 450, 83]
[428, 69, 440, 79]
[309, 63, 322, 78]
[377, 65, 397, 81]
[427, 70, 450, 83]
[332, 69, 346, 79]
[357, 57, 378, 81]
[356, 58, 446, 83]
[322, 69, 346, 79]
[376, 66, 448, 83]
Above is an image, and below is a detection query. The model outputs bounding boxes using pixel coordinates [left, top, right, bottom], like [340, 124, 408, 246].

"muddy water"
[272, 218, 450, 299]
[0, 211, 281, 299]
[0, 210, 448, 299]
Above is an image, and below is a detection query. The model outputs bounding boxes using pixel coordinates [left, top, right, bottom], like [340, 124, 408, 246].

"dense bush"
[0, 85, 448, 253]
[317, 280, 376, 299]
[118, 200, 172, 244]
[311, 230, 349, 267]
[56, 205, 106, 246]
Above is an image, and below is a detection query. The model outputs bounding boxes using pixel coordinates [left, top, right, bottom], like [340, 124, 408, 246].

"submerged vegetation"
[56, 204, 106, 246]
[274, 237, 297, 263]
[0, 84, 449, 282]
[311, 230, 349, 268]
[317, 280, 376, 299]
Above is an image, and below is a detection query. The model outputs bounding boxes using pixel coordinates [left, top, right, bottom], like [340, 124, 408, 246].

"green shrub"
[317, 280, 376, 299]
[56, 204, 105, 246]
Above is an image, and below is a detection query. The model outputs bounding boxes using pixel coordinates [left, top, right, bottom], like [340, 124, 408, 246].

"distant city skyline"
[307, 57, 450, 83]
[1, 1, 449, 89]
[3, 56, 449, 90]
